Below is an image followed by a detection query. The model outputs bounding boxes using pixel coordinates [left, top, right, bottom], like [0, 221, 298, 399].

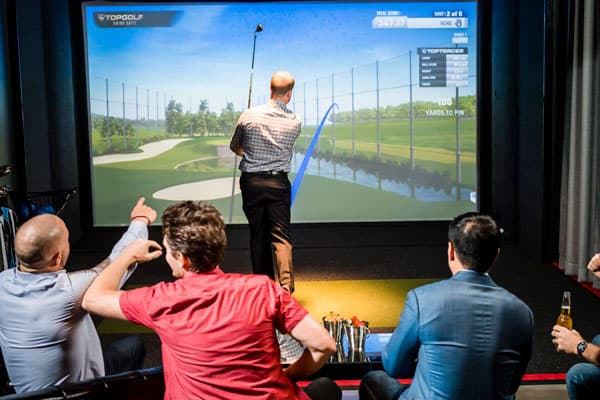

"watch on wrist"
[577, 341, 588, 357]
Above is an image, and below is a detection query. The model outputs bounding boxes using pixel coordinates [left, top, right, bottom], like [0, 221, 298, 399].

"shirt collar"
[183, 267, 224, 279]
[269, 99, 288, 111]
[452, 269, 496, 286]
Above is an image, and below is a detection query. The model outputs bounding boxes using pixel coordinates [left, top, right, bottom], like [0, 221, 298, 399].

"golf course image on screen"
[83, 1, 478, 226]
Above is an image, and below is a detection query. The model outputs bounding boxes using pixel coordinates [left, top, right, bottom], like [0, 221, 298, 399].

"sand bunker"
[153, 177, 240, 201]
[93, 138, 192, 165]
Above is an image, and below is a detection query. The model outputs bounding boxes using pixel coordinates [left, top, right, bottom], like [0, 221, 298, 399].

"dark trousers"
[359, 370, 408, 400]
[240, 172, 294, 292]
[304, 377, 343, 400]
[103, 335, 146, 375]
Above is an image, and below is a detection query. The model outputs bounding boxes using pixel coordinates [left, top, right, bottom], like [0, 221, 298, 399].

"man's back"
[0, 268, 104, 393]
[119, 269, 311, 399]
[384, 270, 533, 400]
[234, 100, 301, 173]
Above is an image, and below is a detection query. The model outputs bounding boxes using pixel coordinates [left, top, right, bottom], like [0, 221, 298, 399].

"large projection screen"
[83, 1, 478, 226]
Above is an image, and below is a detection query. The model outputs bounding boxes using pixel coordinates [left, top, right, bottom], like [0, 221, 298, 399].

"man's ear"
[51, 251, 62, 268]
[448, 241, 455, 261]
[176, 252, 192, 271]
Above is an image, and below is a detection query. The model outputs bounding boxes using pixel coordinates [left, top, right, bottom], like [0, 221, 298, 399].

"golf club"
[229, 24, 263, 223]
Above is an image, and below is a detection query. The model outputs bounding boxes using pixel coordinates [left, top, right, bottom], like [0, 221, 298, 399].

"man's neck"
[271, 94, 289, 104]
[452, 267, 488, 276]
[18, 264, 61, 273]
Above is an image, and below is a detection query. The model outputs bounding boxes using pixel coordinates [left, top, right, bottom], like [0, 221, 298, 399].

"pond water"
[291, 152, 475, 203]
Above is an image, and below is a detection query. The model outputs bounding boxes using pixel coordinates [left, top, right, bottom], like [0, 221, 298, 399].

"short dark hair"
[162, 201, 227, 273]
[448, 212, 500, 272]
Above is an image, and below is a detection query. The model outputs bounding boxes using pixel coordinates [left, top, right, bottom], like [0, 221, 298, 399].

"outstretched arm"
[108, 196, 158, 262]
[70, 198, 157, 301]
[91, 197, 157, 273]
[82, 239, 162, 320]
[284, 314, 336, 381]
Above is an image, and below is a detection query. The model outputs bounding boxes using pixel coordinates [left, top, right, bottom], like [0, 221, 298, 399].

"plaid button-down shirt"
[230, 100, 301, 173]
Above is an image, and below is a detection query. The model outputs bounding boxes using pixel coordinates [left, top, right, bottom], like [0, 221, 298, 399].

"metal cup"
[322, 317, 344, 344]
[343, 321, 370, 352]
[346, 349, 369, 363]
[328, 343, 347, 364]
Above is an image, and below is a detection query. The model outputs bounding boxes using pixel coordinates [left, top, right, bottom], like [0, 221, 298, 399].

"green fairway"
[91, 118, 477, 225]
[311, 118, 476, 153]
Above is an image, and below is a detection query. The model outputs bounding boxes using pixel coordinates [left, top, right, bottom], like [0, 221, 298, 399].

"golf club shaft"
[229, 26, 262, 223]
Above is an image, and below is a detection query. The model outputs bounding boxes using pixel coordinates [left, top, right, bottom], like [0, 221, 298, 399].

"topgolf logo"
[93, 11, 182, 28]
[94, 12, 145, 27]
[97, 13, 143, 22]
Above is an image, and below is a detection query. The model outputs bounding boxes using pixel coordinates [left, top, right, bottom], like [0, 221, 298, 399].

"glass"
[556, 291, 573, 330]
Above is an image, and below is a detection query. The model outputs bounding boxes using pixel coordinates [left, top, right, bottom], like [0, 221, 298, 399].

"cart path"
[92, 138, 193, 165]
[153, 177, 240, 201]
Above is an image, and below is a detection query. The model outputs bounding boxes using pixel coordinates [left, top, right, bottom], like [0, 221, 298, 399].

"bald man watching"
[0, 198, 155, 393]
[230, 71, 301, 293]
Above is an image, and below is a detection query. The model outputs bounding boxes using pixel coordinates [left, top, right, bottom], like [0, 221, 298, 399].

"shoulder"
[496, 286, 533, 315]
[0, 268, 12, 280]
[244, 104, 269, 116]
[403, 280, 448, 306]
[122, 280, 173, 302]
[410, 279, 448, 296]
[224, 272, 277, 292]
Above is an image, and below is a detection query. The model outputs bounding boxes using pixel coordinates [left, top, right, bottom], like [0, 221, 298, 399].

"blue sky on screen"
[85, 1, 477, 117]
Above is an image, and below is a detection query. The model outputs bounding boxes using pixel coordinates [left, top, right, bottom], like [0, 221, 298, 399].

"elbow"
[81, 294, 92, 312]
[325, 336, 336, 354]
[81, 290, 98, 313]
[321, 335, 336, 358]
[381, 351, 398, 378]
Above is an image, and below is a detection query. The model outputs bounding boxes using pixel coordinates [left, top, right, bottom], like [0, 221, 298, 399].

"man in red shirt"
[82, 201, 340, 400]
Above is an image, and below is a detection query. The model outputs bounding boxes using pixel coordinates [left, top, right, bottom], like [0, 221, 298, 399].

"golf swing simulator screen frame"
[82, 0, 479, 226]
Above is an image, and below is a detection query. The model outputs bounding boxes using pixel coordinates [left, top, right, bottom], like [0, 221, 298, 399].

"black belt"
[244, 170, 287, 175]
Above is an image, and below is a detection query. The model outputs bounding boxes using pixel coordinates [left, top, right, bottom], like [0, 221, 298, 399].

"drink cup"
[343, 320, 370, 352]
[346, 349, 369, 363]
[328, 343, 346, 363]
[322, 317, 344, 344]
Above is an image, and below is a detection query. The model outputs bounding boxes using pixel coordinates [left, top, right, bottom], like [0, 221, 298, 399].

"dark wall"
[0, 1, 15, 191]
[14, 0, 81, 238]
[10, 0, 555, 260]
[516, 0, 548, 260]
[488, 0, 551, 261]
[489, 0, 519, 240]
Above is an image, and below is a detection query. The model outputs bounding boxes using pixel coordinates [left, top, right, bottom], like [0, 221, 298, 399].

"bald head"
[15, 214, 70, 272]
[270, 71, 295, 100]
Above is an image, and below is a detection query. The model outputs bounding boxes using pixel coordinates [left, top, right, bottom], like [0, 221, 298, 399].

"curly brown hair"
[162, 201, 227, 273]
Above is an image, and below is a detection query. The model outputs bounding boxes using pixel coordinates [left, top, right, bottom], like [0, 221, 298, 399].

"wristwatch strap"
[577, 341, 588, 357]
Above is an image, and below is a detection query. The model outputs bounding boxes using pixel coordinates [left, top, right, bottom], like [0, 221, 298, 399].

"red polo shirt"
[120, 269, 309, 400]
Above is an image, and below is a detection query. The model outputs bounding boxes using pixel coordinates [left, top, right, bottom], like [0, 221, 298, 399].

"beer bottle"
[556, 291, 573, 330]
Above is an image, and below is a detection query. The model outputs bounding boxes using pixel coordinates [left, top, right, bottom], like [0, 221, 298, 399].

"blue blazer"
[383, 269, 534, 400]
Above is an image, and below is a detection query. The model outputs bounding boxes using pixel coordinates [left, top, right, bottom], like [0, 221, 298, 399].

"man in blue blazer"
[360, 212, 534, 400]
